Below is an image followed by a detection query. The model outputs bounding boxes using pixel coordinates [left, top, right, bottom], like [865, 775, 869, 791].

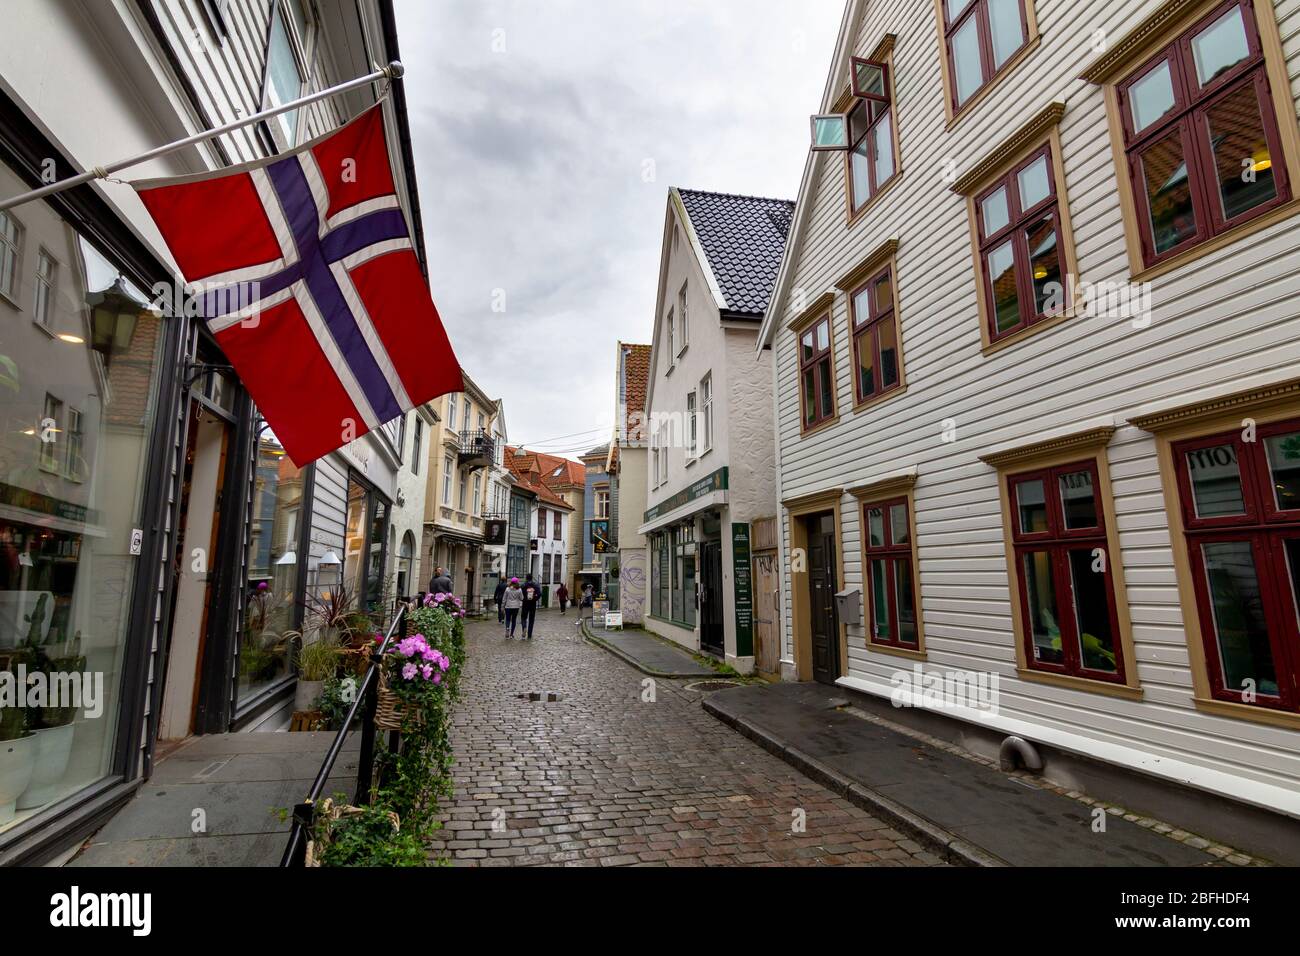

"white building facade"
[641, 188, 789, 674]
[762, 0, 1300, 855]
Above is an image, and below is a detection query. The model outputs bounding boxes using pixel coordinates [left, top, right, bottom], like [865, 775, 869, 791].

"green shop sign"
[643, 467, 728, 523]
[732, 521, 753, 657]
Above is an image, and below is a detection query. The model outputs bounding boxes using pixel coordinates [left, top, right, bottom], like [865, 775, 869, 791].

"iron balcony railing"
[279, 599, 411, 867]
[457, 428, 494, 466]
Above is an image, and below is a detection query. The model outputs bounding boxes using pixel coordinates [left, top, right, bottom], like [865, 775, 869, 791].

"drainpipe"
[999, 735, 1043, 773]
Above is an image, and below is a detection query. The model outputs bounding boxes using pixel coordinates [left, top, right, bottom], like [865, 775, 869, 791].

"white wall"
[770, 0, 1300, 807]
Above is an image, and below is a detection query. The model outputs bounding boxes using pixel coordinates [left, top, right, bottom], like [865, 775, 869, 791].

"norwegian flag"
[134, 104, 463, 465]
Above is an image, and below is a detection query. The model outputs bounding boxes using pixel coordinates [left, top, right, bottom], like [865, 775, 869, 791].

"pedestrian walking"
[520, 573, 542, 640]
[502, 577, 523, 638]
[556, 582, 569, 615]
[493, 576, 508, 624]
[429, 565, 453, 597]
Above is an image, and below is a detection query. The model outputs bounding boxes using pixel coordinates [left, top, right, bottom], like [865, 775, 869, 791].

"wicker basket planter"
[375, 669, 424, 732]
[304, 797, 400, 867]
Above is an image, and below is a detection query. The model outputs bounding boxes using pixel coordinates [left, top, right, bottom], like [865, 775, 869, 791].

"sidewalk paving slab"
[581, 622, 715, 677]
[68, 731, 355, 867]
[704, 681, 1220, 867]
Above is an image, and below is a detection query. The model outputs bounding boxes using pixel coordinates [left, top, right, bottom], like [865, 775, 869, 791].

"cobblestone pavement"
[429, 611, 945, 867]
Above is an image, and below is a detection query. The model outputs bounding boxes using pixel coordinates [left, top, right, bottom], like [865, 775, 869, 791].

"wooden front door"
[699, 539, 724, 655]
[806, 513, 840, 684]
[754, 551, 780, 675]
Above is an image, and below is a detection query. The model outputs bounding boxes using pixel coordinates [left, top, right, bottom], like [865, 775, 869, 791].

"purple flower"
[421, 664, 433, 680]
[433, 672, 442, 685]
[401, 663, 418, 680]
[257, 581, 269, 592]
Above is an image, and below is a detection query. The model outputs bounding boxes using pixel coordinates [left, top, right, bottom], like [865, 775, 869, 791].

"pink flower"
[433, 672, 442, 684]
[421, 664, 433, 680]
[401, 663, 418, 680]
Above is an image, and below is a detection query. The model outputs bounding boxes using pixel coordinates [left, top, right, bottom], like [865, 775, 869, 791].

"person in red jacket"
[555, 583, 569, 615]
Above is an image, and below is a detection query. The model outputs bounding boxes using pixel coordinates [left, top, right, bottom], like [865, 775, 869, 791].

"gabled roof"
[677, 189, 796, 318]
[504, 451, 575, 511]
[505, 446, 584, 493]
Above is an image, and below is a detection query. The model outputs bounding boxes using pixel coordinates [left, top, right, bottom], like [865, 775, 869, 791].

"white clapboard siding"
[154, 0, 345, 164]
[773, 0, 1300, 804]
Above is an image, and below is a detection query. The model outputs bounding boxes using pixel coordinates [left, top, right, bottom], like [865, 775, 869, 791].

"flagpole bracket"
[183, 362, 234, 392]
[383, 60, 404, 80]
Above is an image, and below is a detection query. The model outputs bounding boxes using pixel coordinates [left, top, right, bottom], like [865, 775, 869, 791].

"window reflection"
[0, 165, 163, 830]
[240, 428, 301, 700]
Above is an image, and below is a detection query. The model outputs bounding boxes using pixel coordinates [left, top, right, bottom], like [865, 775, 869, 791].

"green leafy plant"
[311, 797, 431, 867]
[317, 675, 359, 730]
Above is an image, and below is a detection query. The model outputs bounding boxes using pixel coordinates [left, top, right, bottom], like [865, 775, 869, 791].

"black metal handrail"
[279, 601, 409, 867]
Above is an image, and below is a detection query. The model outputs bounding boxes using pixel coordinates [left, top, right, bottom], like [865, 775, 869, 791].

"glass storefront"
[239, 427, 302, 702]
[0, 166, 164, 833]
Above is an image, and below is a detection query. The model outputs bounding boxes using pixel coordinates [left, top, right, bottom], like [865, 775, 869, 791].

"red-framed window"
[975, 144, 1065, 341]
[849, 266, 902, 404]
[943, 0, 1031, 110]
[798, 315, 836, 431]
[1118, 0, 1291, 268]
[847, 57, 897, 212]
[864, 497, 919, 648]
[1172, 418, 1300, 712]
[1007, 459, 1126, 683]
[553, 510, 563, 538]
[537, 507, 547, 539]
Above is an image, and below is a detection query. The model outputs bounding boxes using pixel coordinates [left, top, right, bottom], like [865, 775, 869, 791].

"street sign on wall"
[732, 522, 753, 658]
[484, 519, 507, 545]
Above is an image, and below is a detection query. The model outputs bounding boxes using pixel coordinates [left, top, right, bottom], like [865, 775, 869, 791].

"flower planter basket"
[304, 798, 400, 867]
[375, 669, 423, 732]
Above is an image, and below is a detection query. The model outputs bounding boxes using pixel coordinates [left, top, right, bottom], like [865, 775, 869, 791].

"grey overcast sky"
[392, 0, 842, 458]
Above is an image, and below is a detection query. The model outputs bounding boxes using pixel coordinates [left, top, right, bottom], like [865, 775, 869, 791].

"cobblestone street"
[429, 611, 944, 866]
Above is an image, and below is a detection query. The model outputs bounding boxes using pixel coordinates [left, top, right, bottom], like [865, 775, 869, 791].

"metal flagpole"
[0, 60, 405, 213]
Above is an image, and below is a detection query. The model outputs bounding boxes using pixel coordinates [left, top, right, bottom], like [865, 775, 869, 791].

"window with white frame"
[0, 211, 21, 299]
[265, 0, 312, 145]
[666, 308, 675, 366]
[34, 250, 55, 329]
[686, 390, 697, 459]
[40, 394, 62, 471]
[678, 282, 689, 353]
[596, 487, 610, 519]
[447, 393, 458, 431]
[472, 474, 481, 515]
[700, 373, 714, 452]
[66, 407, 84, 480]
[412, 419, 423, 475]
[442, 454, 453, 504]
[652, 439, 661, 489]
[458, 469, 467, 511]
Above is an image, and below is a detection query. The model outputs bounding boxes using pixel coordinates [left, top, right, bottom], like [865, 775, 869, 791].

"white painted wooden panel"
[772, 0, 1300, 804]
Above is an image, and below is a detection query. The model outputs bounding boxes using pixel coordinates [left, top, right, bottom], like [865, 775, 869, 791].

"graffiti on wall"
[620, 550, 647, 625]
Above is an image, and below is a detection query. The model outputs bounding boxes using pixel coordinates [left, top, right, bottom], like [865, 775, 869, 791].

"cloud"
[393, 0, 842, 454]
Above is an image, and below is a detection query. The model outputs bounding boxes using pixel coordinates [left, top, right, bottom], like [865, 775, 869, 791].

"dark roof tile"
[678, 188, 795, 317]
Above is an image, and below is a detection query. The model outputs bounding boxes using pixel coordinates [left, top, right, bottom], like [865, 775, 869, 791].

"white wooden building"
[760, 0, 1300, 851]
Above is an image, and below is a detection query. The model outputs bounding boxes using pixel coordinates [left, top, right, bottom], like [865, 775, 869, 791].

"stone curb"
[701, 694, 1006, 868]
[578, 619, 712, 679]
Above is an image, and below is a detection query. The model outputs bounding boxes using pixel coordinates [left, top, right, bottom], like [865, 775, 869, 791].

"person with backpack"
[519, 573, 542, 640]
[555, 582, 569, 615]
[493, 576, 508, 624]
[502, 578, 523, 638]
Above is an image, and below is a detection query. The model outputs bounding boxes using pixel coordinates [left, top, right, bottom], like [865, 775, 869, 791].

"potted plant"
[374, 631, 451, 731]
[294, 638, 339, 713]
[0, 693, 36, 825]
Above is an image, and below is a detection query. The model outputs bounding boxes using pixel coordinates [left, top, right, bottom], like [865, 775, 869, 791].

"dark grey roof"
[677, 189, 796, 317]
